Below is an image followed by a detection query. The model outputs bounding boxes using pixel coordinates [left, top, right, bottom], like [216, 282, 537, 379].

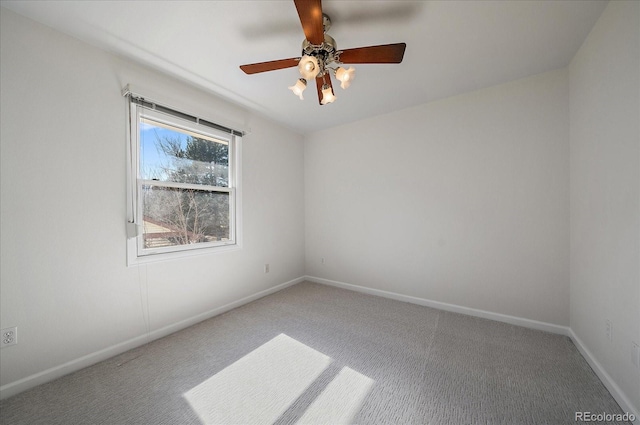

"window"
[126, 95, 242, 263]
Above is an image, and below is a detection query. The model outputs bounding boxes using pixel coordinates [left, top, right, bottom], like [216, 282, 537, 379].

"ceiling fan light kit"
[320, 83, 337, 105]
[240, 0, 406, 105]
[288, 78, 308, 100]
[298, 55, 320, 80]
[335, 66, 355, 89]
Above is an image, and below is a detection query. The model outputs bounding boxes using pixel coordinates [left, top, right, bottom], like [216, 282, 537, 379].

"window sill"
[126, 239, 241, 266]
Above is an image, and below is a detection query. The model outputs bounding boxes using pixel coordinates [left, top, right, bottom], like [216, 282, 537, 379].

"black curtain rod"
[128, 95, 244, 137]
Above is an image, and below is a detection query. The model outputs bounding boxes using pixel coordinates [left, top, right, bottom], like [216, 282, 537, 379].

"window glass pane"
[142, 185, 230, 249]
[140, 118, 229, 187]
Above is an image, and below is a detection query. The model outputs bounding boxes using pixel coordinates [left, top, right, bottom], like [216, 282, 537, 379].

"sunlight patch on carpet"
[184, 334, 331, 424]
[183, 333, 376, 425]
[297, 366, 374, 425]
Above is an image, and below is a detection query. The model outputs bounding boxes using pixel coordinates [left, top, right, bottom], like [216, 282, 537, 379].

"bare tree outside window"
[139, 120, 232, 250]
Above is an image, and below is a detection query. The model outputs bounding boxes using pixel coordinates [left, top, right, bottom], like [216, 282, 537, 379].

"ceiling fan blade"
[315, 75, 323, 105]
[338, 43, 407, 64]
[294, 0, 324, 45]
[240, 58, 301, 74]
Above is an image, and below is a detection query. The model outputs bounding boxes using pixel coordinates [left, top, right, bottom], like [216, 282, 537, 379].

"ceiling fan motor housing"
[300, 13, 339, 76]
[301, 37, 338, 76]
[322, 13, 331, 32]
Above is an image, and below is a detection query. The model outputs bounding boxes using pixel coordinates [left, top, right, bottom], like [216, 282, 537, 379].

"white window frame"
[126, 99, 242, 265]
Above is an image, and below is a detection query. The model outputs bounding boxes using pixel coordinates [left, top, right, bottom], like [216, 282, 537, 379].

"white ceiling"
[1, 0, 607, 134]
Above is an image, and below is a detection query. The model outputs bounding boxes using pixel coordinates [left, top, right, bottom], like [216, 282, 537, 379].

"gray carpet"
[0, 282, 630, 424]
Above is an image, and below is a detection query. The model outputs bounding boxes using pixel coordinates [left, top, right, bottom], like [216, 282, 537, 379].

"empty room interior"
[0, 0, 638, 424]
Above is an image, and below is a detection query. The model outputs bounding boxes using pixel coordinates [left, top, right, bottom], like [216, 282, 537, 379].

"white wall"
[0, 8, 305, 396]
[2, 1, 638, 413]
[569, 0, 640, 414]
[305, 69, 570, 326]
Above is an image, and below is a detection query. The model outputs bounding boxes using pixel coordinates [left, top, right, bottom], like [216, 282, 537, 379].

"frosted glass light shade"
[335, 67, 355, 89]
[288, 78, 307, 100]
[321, 86, 336, 105]
[298, 56, 320, 80]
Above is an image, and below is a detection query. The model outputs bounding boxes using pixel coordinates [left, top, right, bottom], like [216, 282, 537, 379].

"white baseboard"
[4, 275, 637, 424]
[305, 276, 570, 335]
[0, 276, 304, 400]
[569, 330, 640, 424]
[306, 275, 639, 423]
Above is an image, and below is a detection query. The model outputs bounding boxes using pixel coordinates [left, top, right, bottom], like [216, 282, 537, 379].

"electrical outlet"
[632, 342, 640, 368]
[605, 319, 612, 341]
[1, 327, 17, 348]
[264, 263, 270, 273]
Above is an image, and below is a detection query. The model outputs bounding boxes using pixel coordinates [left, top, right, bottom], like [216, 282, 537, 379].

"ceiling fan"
[239, 0, 407, 105]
